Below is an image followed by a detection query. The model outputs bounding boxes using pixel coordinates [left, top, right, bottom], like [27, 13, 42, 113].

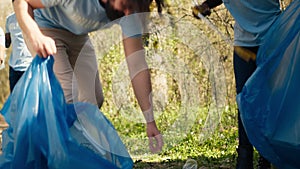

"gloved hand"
[192, 2, 211, 19]
[155, 0, 165, 13]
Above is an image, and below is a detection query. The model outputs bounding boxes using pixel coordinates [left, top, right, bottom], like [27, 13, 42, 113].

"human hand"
[26, 32, 56, 58]
[146, 121, 163, 153]
[192, 2, 211, 19]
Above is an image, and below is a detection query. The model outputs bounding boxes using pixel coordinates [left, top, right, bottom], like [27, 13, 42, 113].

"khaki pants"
[41, 28, 104, 108]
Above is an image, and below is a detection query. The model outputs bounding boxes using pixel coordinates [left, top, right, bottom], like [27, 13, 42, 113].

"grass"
[88, 11, 238, 168]
[0, 0, 266, 168]
[101, 104, 241, 169]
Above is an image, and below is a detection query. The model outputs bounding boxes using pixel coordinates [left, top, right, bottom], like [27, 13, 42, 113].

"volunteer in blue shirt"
[224, 1, 280, 169]
[192, 0, 281, 168]
[13, 0, 164, 153]
[5, 12, 33, 92]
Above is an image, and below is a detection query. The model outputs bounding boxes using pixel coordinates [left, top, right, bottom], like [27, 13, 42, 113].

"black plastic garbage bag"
[237, 1, 300, 169]
[0, 56, 133, 169]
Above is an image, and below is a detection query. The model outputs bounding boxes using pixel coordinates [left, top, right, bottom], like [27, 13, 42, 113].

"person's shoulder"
[6, 12, 16, 23]
[6, 13, 15, 19]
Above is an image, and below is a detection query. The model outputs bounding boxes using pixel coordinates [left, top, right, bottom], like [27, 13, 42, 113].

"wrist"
[143, 108, 155, 123]
[146, 121, 156, 125]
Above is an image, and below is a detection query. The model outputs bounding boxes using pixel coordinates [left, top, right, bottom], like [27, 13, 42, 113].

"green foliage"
[95, 31, 238, 168]
[130, 106, 239, 169]
[0, 0, 293, 168]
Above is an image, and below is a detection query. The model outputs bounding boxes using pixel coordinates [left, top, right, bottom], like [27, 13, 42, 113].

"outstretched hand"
[146, 121, 163, 153]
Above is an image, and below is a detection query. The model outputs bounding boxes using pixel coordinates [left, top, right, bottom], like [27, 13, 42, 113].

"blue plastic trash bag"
[237, 1, 300, 169]
[0, 56, 133, 169]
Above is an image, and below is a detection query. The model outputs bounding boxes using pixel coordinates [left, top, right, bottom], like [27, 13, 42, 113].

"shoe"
[257, 156, 271, 169]
[236, 146, 254, 169]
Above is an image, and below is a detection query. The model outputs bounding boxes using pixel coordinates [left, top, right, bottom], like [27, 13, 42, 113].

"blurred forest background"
[0, 0, 293, 168]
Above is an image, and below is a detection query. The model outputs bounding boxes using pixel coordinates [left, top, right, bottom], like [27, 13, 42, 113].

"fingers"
[148, 134, 164, 153]
[192, 3, 211, 18]
[33, 36, 56, 58]
[42, 37, 56, 58]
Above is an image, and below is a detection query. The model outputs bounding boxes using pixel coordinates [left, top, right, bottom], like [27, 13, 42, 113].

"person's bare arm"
[123, 37, 152, 120]
[13, 0, 56, 57]
[123, 36, 163, 153]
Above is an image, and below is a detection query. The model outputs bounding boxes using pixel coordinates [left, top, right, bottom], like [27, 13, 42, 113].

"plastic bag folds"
[237, 1, 300, 169]
[0, 56, 133, 169]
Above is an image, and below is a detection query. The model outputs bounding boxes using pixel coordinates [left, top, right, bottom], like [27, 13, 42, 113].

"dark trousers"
[9, 66, 25, 92]
[233, 46, 258, 148]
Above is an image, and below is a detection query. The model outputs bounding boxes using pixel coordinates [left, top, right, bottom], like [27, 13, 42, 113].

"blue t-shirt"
[224, 0, 281, 46]
[5, 13, 32, 71]
[233, 22, 258, 47]
[34, 0, 109, 35]
[35, 0, 143, 37]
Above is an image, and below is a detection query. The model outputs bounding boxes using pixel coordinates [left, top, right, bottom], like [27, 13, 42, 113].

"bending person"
[13, 0, 164, 153]
[192, 0, 281, 168]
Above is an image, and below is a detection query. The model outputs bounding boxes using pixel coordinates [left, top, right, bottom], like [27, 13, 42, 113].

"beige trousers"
[41, 28, 104, 108]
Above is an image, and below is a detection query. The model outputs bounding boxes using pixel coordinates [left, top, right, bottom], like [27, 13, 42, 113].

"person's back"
[13, 0, 164, 155]
[33, 0, 110, 35]
[223, 0, 281, 45]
